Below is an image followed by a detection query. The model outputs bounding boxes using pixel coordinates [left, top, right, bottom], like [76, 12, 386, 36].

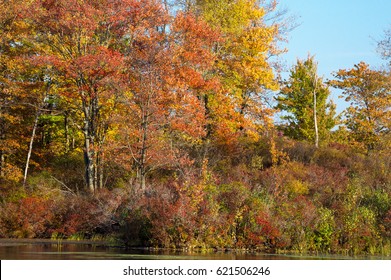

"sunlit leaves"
[192, 0, 282, 146]
[330, 62, 391, 151]
[277, 56, 336, 144]
[97, 2, 220, 191]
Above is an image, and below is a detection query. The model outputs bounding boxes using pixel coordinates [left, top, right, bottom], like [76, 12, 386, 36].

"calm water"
[0, 239, 388, 260]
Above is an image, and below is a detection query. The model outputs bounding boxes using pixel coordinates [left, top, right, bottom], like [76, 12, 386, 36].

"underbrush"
[0, 141, 390, 256]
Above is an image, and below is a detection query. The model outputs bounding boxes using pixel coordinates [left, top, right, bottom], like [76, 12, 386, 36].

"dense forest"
[0, 0, 390, 255]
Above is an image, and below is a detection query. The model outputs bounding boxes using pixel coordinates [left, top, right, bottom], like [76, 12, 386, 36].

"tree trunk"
[313, 76, 319, 149]
[200, 93, 212, 164]
[138, 103, 149, 192]
[64, 111, 70, 153]
[99, 159, 104, 189]
[139, 152, 147, 192]
[81, 90, 103, 194]
[83, 118, 95, 193]
[0, 149, 4, 178]
[137, 167, 146, 192]
[0, 113, 4, 178]
[203, 93, 212, 139]
[23, 86, 51, 186]
[23, 109, 40, 186]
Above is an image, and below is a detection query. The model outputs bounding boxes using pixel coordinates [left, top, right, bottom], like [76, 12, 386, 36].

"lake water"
[0, 239, 388, 260]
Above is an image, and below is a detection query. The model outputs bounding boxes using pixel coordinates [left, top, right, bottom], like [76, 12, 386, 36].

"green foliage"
[277, 56, 337, 144]
[341, 206, 380, 254]
[313, 207, 335, 252]
[362, 189, 391, 220]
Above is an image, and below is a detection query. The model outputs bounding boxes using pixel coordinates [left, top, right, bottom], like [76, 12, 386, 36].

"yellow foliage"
[196, 0, 281, 141]
[286, 179, 309, 196]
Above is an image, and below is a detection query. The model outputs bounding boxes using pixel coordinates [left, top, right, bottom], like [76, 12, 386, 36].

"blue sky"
[279, 0, 391, 112]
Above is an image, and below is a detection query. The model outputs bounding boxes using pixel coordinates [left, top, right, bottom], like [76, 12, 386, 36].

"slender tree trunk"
[83, 117, 95, 193]
[23, 82, 50, 186]
[0, 112, 4, 178]
[313, 76, 319, 148]
[23, 109, 40, 186]
[64, 111, 70, 153]
[200, 93, 212, 164]
[82, 100, 95, 193]
[93, 156, 98, 191]
[203, 93, 212, 139]
[0, 151, 4, 178]
[136, 72, 156, 193]
[138, 96, 149, 192]
[84, 139, 95, 193]
[99, 156, 104, 189]
[139, 134, 147, 192]
[136, 142, 148, 192]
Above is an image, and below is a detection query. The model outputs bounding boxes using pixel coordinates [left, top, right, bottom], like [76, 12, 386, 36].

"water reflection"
[0, 240, 388, 260]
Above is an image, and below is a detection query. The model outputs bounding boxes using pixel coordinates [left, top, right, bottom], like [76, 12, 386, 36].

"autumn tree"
[0, 0, 17, 181]
[21, 0, 137, 193]
[0, 0, 38, 183]
[214, 0, 280, 138]
[377, 26, 391, 62]
[110, 5, 219, 191]
[111, 0, 171, 192]
[330, 62, 391, 152]
[167, 0, 285, 164]
[1, 2, 83, 186]
[276, 56, 336, 145]
[377, 27, 391, 150]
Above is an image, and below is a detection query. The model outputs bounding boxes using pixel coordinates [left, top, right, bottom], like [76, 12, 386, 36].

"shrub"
[273, 196, 318, 252]
[0, 197, 53, 238]
[312, 207, 336, 252]
[339, 206, 381, 254]
[312, 144, 354, 171]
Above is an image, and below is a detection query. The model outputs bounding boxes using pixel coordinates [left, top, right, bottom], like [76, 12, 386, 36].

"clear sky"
[279, 0, 391, 112]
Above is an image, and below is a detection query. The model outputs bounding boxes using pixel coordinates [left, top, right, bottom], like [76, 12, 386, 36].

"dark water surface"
[0, 239, 388, 260]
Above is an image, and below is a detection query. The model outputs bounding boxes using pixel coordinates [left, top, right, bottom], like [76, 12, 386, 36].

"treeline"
[0, 0, 390, 255]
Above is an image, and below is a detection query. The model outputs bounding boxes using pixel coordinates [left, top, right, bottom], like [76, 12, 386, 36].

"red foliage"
[0, 188, 125, 238]
[255, 213, 282, 248]
[51, 189, 123, 236]
[141, 183, 198, 247]
[0, 197, 53, 238]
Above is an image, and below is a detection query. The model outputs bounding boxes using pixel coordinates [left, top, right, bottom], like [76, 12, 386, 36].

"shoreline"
[0, 238, 110, 246]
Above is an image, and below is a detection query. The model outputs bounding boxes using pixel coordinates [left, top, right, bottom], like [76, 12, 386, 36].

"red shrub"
[0, 197, 54, 238]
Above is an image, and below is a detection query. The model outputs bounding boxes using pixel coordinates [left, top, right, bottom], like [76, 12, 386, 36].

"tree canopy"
[330, 62, 391, 151]
[276, 56, 336, 145]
